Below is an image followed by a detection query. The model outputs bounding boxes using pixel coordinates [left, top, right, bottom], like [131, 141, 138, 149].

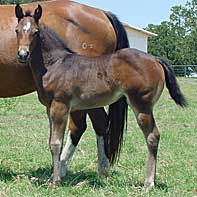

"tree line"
[1, 0, 196, 65]
[146, 0, 196, 65]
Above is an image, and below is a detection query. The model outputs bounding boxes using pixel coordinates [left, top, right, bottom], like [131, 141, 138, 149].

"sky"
[74, 0, 189, 29]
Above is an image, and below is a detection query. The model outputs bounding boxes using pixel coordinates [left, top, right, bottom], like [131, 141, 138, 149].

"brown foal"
[1, 0, 130, 178]
[15, 5, 187, 189]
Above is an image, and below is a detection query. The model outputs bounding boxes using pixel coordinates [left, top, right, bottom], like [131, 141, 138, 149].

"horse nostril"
[26, 51, 30, 58]
[17, 50, 30, 59]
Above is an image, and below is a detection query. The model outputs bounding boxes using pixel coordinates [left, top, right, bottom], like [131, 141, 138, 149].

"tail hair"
[107, 97, 128, 165]
[104, 11, 129, 49]
[157, 58, 188, 107]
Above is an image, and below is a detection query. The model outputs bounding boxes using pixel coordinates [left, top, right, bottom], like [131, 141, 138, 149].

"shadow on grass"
[0, 166, 169, 192]
[27, 166, 52, 187]
[155, 182, 169, 192]
[128, 181, 169, 193]
[27, 167, 105, 189]
[63, 171, 106, 188]
[0, 167, 18, 182]
[29, 167, 169, 192]
[0, 165, 104, 189]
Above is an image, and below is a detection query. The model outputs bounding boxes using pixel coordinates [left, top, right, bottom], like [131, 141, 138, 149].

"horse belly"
[71, 88, 123, 111]
[0, 63, 35, 97]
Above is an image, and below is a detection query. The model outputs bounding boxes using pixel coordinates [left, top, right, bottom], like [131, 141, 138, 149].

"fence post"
[184, 66, 187, 77]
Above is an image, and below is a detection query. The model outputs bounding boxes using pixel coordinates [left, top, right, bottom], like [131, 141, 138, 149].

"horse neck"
[30, 35, 46, 80]
[29, 26, 71, 104]
[39, 25, 71, 59]
[30, 36, 47, 104]
[30, 24, 69, 82]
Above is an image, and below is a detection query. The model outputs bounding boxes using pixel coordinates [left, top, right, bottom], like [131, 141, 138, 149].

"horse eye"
[15, 29, 19, 34]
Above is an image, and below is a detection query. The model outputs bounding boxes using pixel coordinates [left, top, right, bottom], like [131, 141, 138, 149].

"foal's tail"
[158, 58, 187, 107]
[105, 11, 129, 165]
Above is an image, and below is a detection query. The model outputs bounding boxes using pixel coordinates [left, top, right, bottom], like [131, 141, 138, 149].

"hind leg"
[88, 108, 110, 177]
[134, 107, 160, 190]
[60, 110, 87, 177]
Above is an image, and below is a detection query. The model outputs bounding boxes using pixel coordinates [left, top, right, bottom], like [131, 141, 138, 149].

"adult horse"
[15, 4, 187, 188]
[0, 0, 129, 177]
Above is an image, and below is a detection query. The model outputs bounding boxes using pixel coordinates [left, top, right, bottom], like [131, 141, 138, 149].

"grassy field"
[0, 78, 196, 196]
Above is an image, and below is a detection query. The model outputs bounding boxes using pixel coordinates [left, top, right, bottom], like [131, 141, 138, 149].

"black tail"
[105, 12, 129, 49]
[105, 12, 129, 165]
[158, 58, 188, 107]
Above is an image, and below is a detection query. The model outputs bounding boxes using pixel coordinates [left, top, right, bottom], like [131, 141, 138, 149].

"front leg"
[60, 111, 87, 177]
[48, 100, 70, 185]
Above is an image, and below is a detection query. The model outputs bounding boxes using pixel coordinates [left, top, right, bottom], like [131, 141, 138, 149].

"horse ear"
[15, 3, 24, 22]
[34, 4, 42, 23]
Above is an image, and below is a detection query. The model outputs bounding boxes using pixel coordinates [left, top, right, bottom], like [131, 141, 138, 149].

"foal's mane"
[25, 10, 31, 17]
[39, 24, 74, 54]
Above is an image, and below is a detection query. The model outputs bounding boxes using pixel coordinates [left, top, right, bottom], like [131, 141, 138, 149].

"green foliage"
[146, 0, 197, 65]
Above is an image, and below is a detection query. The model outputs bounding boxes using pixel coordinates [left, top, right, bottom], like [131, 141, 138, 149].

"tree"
[146, 0, 197, 65]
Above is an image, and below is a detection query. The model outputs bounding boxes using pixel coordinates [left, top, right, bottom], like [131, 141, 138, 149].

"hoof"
[98, 161, 110, 177]
[98, 168, 110, 177]
[49, 179, 61, 187]
[144, 181, 154, 191]
[53, 180, 61, 186]
[48, 174, 61, 186]
[49, 181, 61, 188]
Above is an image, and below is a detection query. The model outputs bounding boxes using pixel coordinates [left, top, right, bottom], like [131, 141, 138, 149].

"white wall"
[125, 27, 148, 52]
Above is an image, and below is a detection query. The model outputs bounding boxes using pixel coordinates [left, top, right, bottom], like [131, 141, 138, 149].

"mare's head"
[15, 4, 42, 63]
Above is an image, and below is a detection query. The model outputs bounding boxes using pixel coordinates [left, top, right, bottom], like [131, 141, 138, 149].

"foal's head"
[15, 4, 42, 63]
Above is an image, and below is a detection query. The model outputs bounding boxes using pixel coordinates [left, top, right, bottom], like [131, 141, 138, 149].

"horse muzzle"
[17, 49, 30, 64]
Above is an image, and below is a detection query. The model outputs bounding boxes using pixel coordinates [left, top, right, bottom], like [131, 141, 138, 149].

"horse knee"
[137, 113, 160, 150]
[137, 113, 152, 128]
[147, 132, 160, 150]
[50, 143, 61, 157]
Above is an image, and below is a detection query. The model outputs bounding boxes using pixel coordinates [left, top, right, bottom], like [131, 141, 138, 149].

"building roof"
[123, 23, 157, 37]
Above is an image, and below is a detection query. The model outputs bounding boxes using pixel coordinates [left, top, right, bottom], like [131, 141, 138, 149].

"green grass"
[0, 78, 196, 196]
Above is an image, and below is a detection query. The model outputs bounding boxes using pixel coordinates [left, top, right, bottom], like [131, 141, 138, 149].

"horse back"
[111, 48, 165, 104]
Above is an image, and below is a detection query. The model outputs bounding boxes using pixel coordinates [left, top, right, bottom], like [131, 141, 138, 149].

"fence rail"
[171, 65, 197, 77]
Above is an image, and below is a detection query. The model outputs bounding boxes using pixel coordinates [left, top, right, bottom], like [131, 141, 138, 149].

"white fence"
[171, 65, 197, 77]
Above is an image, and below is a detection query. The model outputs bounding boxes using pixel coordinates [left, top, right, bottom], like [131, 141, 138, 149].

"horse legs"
[88, 108, 110, 176]
[60, 111, 87, 177]
[60, 108, 109, 178]
[48, 100, 70, 185]
[134, 108, 160, 190]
